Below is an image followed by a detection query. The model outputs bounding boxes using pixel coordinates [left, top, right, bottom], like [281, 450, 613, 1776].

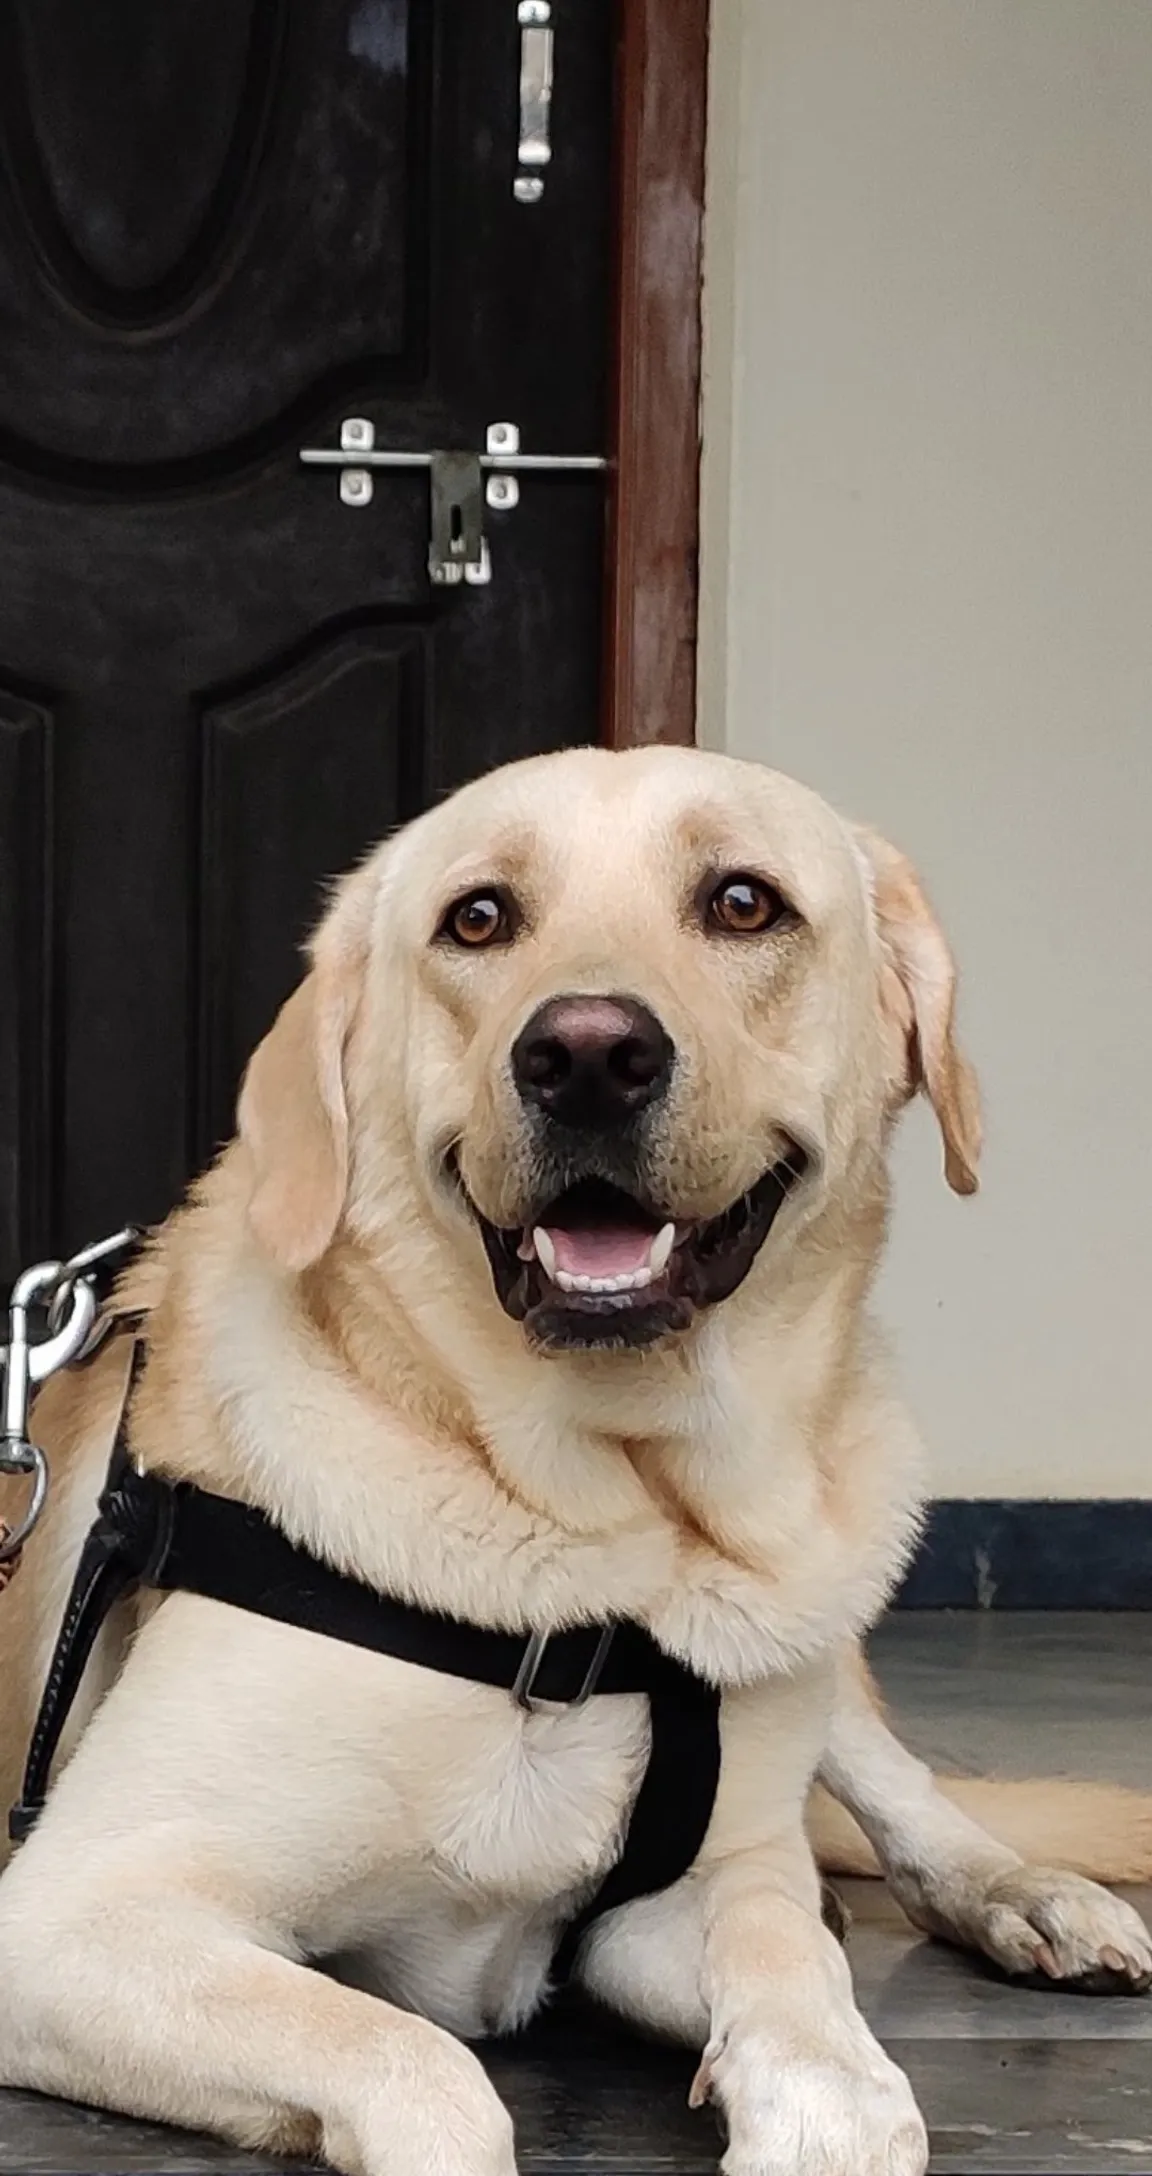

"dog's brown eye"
[707, 875, 789, 936]
[442, 890, 511, 948]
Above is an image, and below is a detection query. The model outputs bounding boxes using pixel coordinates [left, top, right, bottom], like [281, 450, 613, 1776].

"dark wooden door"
[0, 0, 615, 1286]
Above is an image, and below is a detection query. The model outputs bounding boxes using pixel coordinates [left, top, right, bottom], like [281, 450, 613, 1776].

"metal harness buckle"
[512, 1625, 616, 1713]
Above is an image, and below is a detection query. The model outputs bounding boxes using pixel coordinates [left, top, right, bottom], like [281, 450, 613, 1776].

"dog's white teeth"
[648, 1222, 676, 1277]
[553, 1267, 653, 1297]
[533, 1227, 557, 1279]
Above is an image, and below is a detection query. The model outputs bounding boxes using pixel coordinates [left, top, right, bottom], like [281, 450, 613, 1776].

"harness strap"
[10, 1348, 152, 1843]
[0, 1534, 21, 1592]
[156, 1488, 672, 1696]
[11, 1345, 723, 1959]
[553, 1660, 721, 1977]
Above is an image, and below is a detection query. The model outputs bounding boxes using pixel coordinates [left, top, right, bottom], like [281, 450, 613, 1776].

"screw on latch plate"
[485, 425, 521, 506]
[337, 417, 375, 506]
[340, 470, 373, 506]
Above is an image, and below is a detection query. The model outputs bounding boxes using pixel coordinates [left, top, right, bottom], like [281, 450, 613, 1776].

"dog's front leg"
[581, 1662, 927, 2176]
[0, 1866, 515, 2176]
[698, 1833, 928, 2176]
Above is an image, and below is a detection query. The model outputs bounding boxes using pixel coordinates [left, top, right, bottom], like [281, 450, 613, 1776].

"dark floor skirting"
[895, 1499, 1152, 1608]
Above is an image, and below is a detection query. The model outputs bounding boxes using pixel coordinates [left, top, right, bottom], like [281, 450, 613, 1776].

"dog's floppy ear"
[237, 863, 377, 1271]
[854, 826, 981, 1196]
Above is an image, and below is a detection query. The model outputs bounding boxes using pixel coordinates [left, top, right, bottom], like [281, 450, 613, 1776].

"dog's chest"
[425, 1687, 651, 1894]
[304, 1687, 651, 2035]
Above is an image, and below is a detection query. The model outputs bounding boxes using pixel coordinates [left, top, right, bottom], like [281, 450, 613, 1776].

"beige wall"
[700, 0, 1152, 1498]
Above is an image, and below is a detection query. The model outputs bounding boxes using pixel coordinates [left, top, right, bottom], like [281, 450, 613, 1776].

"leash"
[0, 1229, 146, 1569]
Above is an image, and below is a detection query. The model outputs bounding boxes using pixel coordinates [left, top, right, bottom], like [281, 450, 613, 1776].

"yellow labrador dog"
[1, 747, 1149, 2176]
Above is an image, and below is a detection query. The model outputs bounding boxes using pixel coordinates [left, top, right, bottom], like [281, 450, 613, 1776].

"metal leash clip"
[0, 1230, 140, 1565]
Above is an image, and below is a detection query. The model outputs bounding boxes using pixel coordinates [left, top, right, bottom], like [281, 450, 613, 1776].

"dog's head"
[237, 748, 978, 1353]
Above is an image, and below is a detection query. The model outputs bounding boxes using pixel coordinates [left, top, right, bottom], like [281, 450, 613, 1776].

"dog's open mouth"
[470, 1153, 808, 1350]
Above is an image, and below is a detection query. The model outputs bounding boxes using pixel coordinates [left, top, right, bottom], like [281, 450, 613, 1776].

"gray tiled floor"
[1, 1613, 1150, 2174]
[873, 1613, 1152, 1789]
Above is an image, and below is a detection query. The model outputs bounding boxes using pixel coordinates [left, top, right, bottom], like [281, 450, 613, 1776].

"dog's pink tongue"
[546, 1225, 655, 1278]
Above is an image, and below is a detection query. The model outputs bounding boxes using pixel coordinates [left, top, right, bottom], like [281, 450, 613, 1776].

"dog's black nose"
[511, 995, 674, 1128]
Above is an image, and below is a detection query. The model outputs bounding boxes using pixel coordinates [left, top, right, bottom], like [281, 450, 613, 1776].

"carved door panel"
[0, 0, 615, 1283]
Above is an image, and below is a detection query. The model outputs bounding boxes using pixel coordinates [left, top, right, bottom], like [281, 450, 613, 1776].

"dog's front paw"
[958, 1867, 1152, 1994]
[706, 2028, 927, 2176]
[328, 2020, 517, 2176]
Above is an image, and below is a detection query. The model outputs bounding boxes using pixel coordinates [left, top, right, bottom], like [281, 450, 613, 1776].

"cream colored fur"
[0, 747, 1147, 2176]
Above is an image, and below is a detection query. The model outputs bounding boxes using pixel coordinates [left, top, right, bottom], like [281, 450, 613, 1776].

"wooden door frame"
[602, 0, 710, 750]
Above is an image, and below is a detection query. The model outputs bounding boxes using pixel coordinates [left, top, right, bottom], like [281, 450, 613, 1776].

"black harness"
[11, 1308, 724, 1971]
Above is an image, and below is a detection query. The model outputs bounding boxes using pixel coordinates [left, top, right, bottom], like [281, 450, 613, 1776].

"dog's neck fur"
[130, 1145, 925, 1686]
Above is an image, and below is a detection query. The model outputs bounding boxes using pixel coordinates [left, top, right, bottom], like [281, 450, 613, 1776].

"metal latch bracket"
[299, 420, 606, 589]
[428, 451, 489, 588]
